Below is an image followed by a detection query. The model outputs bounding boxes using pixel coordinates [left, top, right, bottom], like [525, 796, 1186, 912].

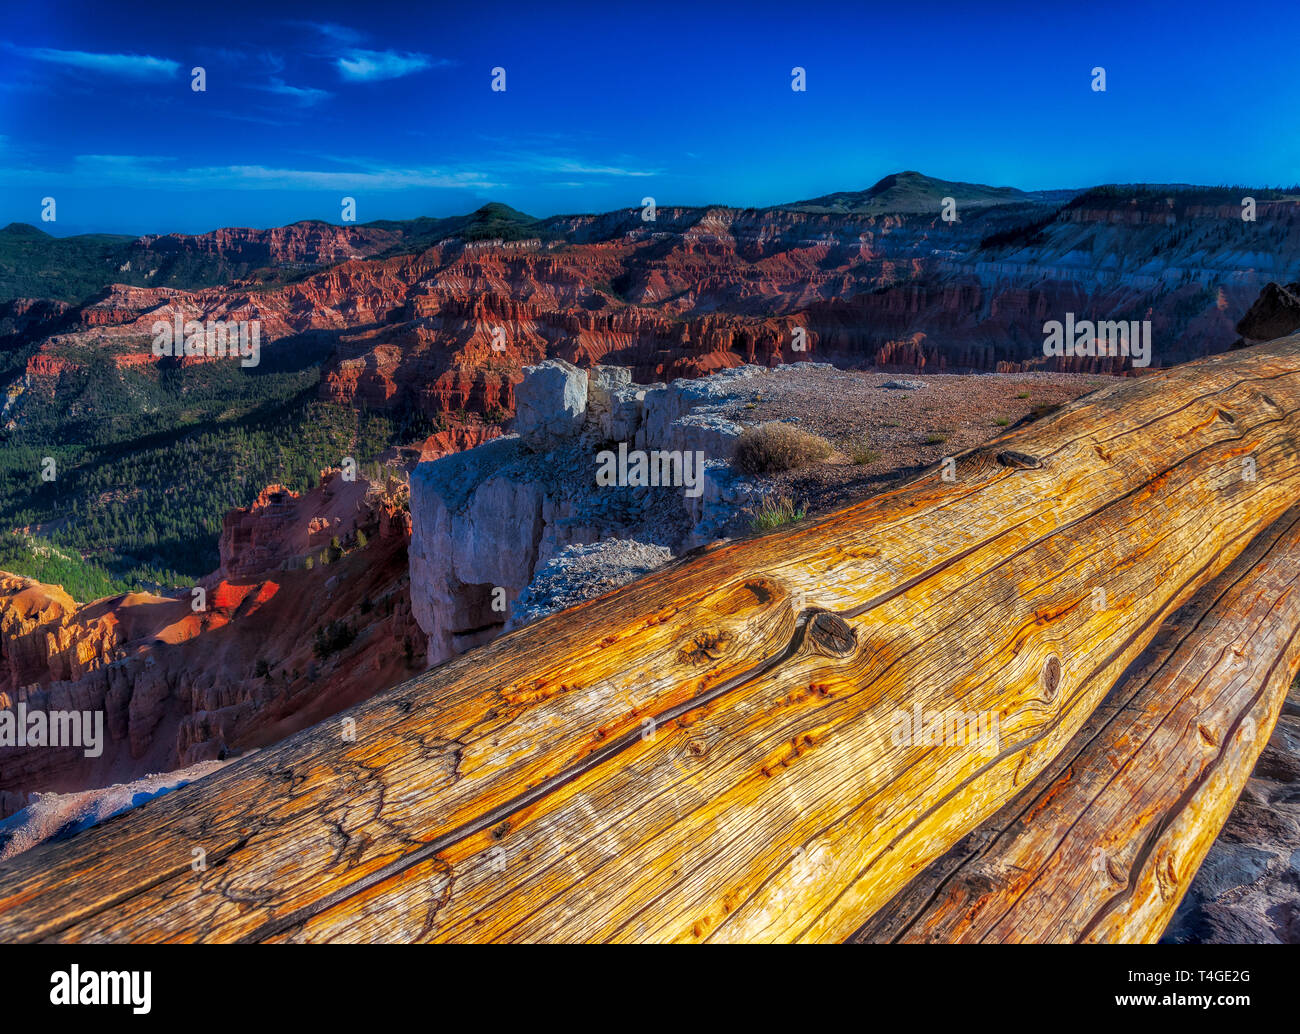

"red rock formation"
[0, 473, 423, 819]
[218, 469, 370, 579]
[417, 425, 501, 461]
[0, 577, 85, 691]
[131, 221, 402, 268]
[11, 195, 1294, 434]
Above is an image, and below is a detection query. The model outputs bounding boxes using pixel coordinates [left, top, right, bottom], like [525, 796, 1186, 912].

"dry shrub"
[849, 442, 881, 465]
[733, 422, 832, 474]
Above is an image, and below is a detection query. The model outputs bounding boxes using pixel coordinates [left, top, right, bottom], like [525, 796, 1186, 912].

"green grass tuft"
[749, 494, 807, 533]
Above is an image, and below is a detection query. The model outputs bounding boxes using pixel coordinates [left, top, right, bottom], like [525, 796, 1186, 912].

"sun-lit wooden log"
[2, 337, 1300, 943]
[850, 503, 1300, 943]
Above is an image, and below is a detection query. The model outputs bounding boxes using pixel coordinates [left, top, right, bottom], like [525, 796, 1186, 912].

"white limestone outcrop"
[409, 363, 769, 666]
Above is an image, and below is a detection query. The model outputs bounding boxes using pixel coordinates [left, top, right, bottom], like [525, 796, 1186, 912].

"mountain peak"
[1, 222, 52, 238]
[471, 201, 534, 221]
[866, 170, 929, 191]
[782, 170, 1050, 216]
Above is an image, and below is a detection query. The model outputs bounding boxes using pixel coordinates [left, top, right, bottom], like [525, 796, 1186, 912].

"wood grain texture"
[2, 337, 1300, 943]
[850, 504, 1300, 944]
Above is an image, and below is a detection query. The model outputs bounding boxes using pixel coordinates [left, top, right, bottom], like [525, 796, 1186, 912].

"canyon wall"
[0, 472, 422, 819]
[6, 186, 1297, 436]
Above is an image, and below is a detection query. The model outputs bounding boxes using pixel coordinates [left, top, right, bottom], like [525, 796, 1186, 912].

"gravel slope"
[716, 365, 1104, 515]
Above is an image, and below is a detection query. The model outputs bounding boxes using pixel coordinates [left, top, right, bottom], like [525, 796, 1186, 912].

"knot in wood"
[684, 736, 710, 760]
[997, 450, 1044, 470]
[808, 612, 856, 657]
[1041, 654, 1062, 702]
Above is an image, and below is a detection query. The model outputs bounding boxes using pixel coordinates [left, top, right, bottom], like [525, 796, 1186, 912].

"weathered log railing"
[2, 336, 1300, 943]
[852, 502, 1300, 943]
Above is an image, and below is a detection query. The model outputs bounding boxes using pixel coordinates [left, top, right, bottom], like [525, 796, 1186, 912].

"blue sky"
[2, 0, 1297, 236]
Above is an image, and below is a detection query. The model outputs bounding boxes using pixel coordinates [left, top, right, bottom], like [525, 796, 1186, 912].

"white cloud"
[0, 148, 657, 196]
[209, 47, 286, 74]
[11, 46, 179, 78]
[198, 164, 497, 190]
[493, 153, 660, 180]
[0, 156, 502, 193]
[294, 21, 366, 45]
[538, 159, 656, 178]
[336, 49, 448, 82]
[260, 77, 331, 105]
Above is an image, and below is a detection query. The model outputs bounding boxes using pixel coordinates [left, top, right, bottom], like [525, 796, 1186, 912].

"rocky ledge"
[409, 358, 774, 665]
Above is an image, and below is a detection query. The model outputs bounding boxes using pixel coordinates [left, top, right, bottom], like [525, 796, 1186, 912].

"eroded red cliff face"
[9, 195, 1295, 432]
[218, 469, 374, 579]
[0, 473, 421, 819]
[131, 221, 403, 268]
